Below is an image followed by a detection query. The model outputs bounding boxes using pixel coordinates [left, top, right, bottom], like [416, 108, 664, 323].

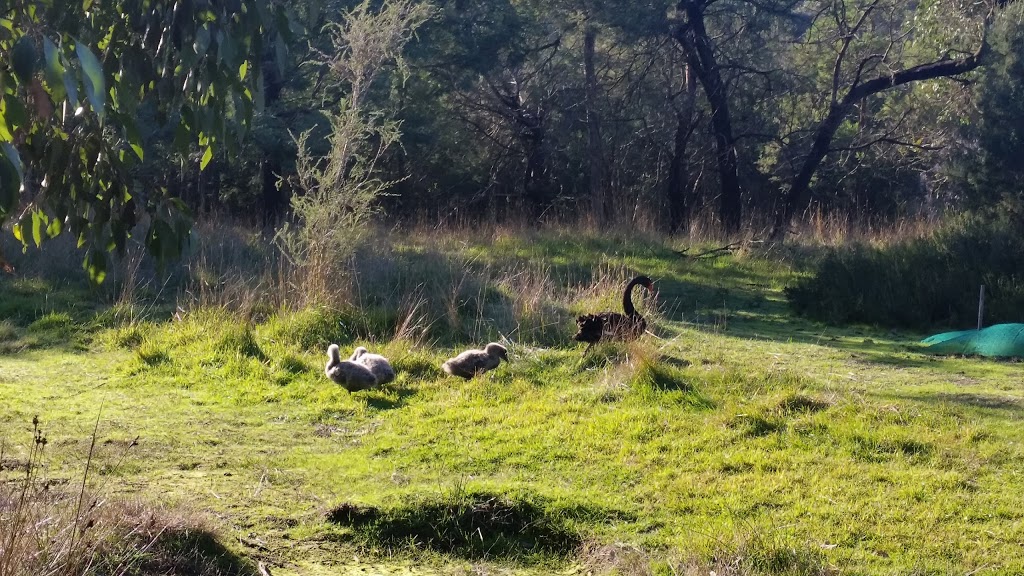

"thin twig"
[676, 241, 741, 259]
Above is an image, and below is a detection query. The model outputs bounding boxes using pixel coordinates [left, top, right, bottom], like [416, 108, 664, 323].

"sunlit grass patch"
[215, 323, 267, 361]
[3, 228, 1024, 576]
[136, 340, 172, 367]
[262, 306, 360, 350]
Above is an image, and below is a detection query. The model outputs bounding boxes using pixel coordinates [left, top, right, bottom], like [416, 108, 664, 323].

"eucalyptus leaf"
[74, 38, 106, 123]
[62, 69, 80, 108]
[1, 142, 24, 184]
[42, 37, 68, 103]
[200, 145, 213, 169]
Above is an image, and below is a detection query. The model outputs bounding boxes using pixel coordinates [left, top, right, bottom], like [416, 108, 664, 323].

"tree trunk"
[666, 63, 699, 234]
[771, 41, 990, 240]
[260, 55, 286, 225]
[523, 119, 551, 218]
[671, 0, 742, 235]
[584, 25, 608, 223]
[666, 111, 692, 234]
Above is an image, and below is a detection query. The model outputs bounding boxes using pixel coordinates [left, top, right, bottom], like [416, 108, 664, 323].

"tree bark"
[523, 117, 551, 217]
[584, 25, 608, 223]
[771, 41, 990, 240]
[666, 63, 699, 234]
[671, 0, 742, 235]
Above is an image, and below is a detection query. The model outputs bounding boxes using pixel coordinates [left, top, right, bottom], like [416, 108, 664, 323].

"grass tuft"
[111, 324, 147, 349]
[277, 352, 310, 374]
[136, 340, 171, 366]
[215, 323, 266, 361]
[263, 306, 359, 350]
[327, 490, 583, 562]
[0, 321, 16, 343]
[775, 393, 832, 414]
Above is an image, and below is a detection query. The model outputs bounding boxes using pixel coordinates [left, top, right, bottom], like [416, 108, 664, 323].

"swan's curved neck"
[623, 278, 645, 316]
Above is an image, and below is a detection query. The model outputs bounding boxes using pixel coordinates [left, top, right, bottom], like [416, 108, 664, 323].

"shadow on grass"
[362, 386, 420, 410]
[327, 491, 623, 562]
[873, 390, 1024, 416]
[139, 527, 258, 576]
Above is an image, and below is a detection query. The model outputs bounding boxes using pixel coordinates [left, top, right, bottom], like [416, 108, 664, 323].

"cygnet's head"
[485, 342, 508, 361]
[350, 346, 369, 361]
[327, 344, 341, 361]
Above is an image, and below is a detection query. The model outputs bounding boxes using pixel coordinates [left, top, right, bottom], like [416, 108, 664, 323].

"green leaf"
[46, 216, 62, 238]
[0, 153, 18, 217]
[218, 33, 240, 70]
[42, 37, 67, 103]
[254, 70, 265, 112]
[1, 142, 24, 184]
[238, 60, 248, 80]
[4, 98, 28, 131]
[63, 69, 80, 108]
[0, 100, 14, 141]
[74, 38, 106, 123]
[31, 210, 48, 247]
[254, 0, 272, 24]
[274, 37, 287, 76]
[194, 25, 211, 60]
[200, 145, 213, 169]
[122, 114, 144, 161]
[276, 7, 298, 44]
[83, 249, 107, 284]
[11, 37, 37, 84]
[173, 120, 191, 151]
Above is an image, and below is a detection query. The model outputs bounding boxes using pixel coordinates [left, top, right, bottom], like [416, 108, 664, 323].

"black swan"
[350, 346, 396, 385]
[573, 275, 654, 352]
[326, 344, 378, 392]
[442, 343, 508, 379]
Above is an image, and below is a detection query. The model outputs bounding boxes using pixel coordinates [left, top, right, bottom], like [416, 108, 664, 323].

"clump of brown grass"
[0, 418, 254, 576]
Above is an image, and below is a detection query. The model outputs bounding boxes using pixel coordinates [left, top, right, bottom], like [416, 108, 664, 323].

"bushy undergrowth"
[786, 219, 1024, 329]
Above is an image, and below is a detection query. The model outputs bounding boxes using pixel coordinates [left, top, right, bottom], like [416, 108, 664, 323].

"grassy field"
[1, 228, 1023, 575]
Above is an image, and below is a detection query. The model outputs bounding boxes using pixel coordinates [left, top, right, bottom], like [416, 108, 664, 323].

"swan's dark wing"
[574, 312, 645, 344]
[574, 313, 608, 343]
[602, 313, 646, 340]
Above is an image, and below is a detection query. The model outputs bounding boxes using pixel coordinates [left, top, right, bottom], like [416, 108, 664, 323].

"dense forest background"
[183, 0, 1024, 234]
[1, 0, 1023, 271]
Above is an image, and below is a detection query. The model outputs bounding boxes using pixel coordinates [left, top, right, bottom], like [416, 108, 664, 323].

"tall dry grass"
[2, 208, 949, 342]
[142, 218, 672, 348]
[0, 418, 250, 576]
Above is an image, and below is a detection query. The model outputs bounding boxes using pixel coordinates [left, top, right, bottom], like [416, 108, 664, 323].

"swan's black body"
[574, 276, 653, 351]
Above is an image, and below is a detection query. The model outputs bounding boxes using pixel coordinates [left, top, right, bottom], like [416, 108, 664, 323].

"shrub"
[786, 219, 1024, 329]
[263, 306, 360, 350]
[0, 321, 15, 343]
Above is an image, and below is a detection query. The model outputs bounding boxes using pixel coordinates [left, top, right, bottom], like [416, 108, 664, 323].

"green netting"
[920, 323, 1024, 358]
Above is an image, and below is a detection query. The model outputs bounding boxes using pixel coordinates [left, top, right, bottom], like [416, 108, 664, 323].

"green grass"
[1, 229, 1023, 575]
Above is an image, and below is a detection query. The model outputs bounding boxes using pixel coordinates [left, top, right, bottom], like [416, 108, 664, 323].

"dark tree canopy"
[0, 0, 293, 280]
[2, 0, 1022, 276]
